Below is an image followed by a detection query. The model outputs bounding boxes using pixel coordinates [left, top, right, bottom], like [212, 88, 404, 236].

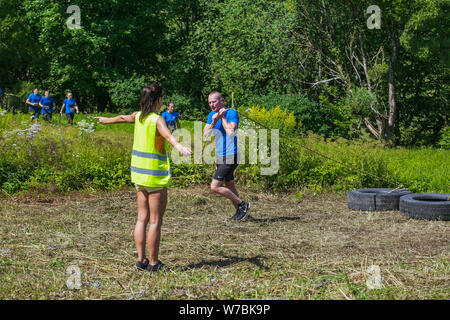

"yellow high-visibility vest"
[130, 112, 171, 187]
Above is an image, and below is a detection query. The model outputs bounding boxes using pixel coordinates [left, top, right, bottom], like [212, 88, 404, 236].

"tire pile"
[348, 188, 450, 221]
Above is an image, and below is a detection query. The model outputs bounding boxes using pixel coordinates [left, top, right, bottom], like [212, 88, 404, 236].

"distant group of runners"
[0, 87, 183, 131]
[25, 88, 79, 125]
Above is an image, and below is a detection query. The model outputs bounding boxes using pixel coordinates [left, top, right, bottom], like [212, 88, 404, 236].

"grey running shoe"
[234, 201, 251, 221]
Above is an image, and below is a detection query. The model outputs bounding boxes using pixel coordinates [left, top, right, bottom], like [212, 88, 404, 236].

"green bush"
[0, 119, 132, 195]
[0, 112, 448, 196]
[247, 93, 327, 134]
[240, 104, 300, 135]
[162, 94, 206, 121]
[438, 126, 450, 149]
[108, 75, 147, 112]
[341, 87, 378, 118]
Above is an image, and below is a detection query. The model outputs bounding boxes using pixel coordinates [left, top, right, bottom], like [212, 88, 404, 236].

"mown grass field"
[0, 110, 449, 300]
[0, 186, 448, 300]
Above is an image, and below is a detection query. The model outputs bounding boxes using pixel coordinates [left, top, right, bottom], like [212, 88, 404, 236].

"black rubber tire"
[399, 193, 450, 221]
[348, 188, 412, 211]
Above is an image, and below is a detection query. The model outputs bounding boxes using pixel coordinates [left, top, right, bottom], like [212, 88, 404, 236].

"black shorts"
[43, 113, 52, 122]
[29, 108, 39, 119]
[66, 113, 75, 125]
[214, 154, 239, 182]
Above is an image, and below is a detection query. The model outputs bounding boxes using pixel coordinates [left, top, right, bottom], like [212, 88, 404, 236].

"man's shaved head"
[208, 91, 222, 100]
[208, 91, 225, 112]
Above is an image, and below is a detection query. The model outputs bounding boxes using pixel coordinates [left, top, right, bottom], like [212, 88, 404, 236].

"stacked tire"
[399, 193, 450, 221]
[348, 188, 411, 211]
[348, 188, 450, 221]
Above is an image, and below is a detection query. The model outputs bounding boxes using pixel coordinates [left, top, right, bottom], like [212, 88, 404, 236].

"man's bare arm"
[204, 123, 212, 138]
[221, 117, 238, 137]
[204, 113, 220, 138]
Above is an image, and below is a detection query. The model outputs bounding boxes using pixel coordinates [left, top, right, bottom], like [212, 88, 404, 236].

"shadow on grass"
[245, 215, 302, 223]
[180, 254, 269, 271]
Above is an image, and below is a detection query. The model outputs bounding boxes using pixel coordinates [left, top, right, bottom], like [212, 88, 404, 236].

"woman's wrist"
[174, 142, 182, 149]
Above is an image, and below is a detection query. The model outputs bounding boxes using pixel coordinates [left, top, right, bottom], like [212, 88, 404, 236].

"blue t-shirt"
[64, 98, 77, 114]
[162, 111, 180, 131]
[206, 108, 239, 158]
[40, 96, 54, 113]
[28, 93, 42, 110]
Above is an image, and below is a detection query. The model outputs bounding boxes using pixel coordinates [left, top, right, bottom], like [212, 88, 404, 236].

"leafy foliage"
[438, 126, 450, 149]
[109, 75, 147, 112]
[0, 114, 448, 195]
[0, 0, 447, 145]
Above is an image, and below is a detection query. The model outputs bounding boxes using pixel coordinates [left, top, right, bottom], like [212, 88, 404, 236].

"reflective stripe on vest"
[131, 112, 171, 188]
[131, 150, 168, 161]
[131, 167, 171, 176]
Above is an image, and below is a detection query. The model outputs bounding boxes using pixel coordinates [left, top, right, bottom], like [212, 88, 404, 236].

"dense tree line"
[0, 0, 448, 146]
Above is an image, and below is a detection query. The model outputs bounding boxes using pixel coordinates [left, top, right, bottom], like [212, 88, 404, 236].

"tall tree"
[292, 0, 445, 144]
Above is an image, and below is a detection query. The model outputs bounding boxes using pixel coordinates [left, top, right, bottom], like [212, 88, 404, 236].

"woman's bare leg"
[135, 190, 150, 262]
[147, 188, 167, 265]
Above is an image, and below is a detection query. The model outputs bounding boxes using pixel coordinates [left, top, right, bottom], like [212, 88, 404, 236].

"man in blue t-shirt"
[39, 90, 55, 122]
[59, 92, 79, 126]
[0, 88, 3, 108]
[26, 88, 42, 123]
[161, 102, 181, 133]
[203, 91, 250, 221]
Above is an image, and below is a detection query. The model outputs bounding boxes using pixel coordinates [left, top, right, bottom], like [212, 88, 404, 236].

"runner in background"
[60, 92, 79, 126]
[26, 88, 42, 124]
[39, 90, 55, 123]
[161, 102, 181, 133]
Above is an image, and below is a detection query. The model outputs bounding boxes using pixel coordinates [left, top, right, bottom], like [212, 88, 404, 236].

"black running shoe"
[147, 260, 164, 272]
[231, 207, 240, 220]
[234, 201, 250, 221]
[136, 258, 149, 271]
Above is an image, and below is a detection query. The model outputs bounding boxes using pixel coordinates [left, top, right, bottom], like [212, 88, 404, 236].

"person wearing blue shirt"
[59, 92, 79, 126]
[161, 102, 181, 133]
[203, 91, 250, 221]
[0, 88, 3, 108]
[26, 88, 42, 123]
[39, 90, 55, 122]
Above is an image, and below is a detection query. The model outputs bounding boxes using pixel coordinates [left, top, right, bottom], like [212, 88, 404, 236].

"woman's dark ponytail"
[139, 84, 164, 122]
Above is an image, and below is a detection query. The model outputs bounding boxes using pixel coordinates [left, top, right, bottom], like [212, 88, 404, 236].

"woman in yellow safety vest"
[95, 84, 191, 272]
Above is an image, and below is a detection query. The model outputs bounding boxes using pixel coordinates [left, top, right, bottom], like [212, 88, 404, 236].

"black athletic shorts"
[214, 154, 239, 182]
[29, 108, 39, 119]
[66, 113, 75, 125]
[43, 113, 52, 122]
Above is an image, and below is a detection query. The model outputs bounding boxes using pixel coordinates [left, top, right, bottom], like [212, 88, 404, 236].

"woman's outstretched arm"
[94, 112, 138, 125]
[156, 117, 192, 156]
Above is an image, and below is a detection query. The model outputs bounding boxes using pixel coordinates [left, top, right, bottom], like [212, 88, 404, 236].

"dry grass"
[0, 186, 448, 300]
